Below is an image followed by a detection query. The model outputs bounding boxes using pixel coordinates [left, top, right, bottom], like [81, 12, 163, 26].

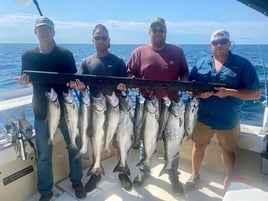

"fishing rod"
[239, 38, 268, 159]
[239, 38, 268, 135]
[32, 0, 43, 16]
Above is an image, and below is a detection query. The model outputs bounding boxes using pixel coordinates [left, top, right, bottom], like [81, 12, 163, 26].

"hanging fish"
[133, 94, 145, 149]
[104, 91, 120, 151]
[63, 89, 80, 150]
[113, 93, 134, 175]
[76, 89, 91, 159]
[184, 96, 199, 141]
[87, 92, 106, 176]
[45, 88, 60, 145]
[136, 95, 159, 168]
[158, 96, 171, 140]
[160, 97, 185, 176]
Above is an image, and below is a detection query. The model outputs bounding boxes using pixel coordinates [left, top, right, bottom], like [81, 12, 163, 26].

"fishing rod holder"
[11, 119, 33, 161]
[260, 99, 268, 135]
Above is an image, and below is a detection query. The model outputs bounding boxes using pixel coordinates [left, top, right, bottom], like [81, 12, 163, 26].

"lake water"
[0, 43, 267, 133]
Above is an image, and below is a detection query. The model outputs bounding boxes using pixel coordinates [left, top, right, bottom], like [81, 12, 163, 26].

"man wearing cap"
[17, 16, 86, 201]
[127, 17, 189, 195]
[185, 30, 260, 191]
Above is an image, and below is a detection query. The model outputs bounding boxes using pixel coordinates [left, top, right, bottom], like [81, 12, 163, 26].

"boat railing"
[0, 88, 34, 157]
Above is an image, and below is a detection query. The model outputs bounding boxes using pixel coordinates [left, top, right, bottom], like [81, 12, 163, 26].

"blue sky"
[0, 0, 268, 44]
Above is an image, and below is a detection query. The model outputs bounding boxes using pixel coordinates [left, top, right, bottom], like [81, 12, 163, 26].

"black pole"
[33, 0, 43, 16]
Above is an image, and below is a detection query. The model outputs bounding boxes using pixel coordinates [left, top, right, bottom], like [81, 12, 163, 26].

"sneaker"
[85, 174, 101, 192]
[185, 175, 200, 191]
[119, 173, 132, 191]
[169, 176, 184, 195]
[133, 172, 149, 187]
[72, 182, 86, 199]
[39, 192, 53, 201]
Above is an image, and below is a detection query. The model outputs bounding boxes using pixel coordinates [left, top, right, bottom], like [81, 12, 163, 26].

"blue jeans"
[138, 140, 179, 175]
[35, 116, 83, 195]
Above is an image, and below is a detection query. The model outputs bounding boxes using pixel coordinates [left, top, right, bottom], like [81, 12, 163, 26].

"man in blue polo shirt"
[185, 30, 260, 191]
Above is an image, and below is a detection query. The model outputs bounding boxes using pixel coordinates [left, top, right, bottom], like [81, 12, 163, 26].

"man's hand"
[15, 73, 31, 86]
[66, 79, 86, 91]
[186, 90, 215, 99]
[117, 83, 127, 91]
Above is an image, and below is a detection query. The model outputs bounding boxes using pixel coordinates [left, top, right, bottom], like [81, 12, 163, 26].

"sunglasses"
[93, 36, 108, 41]
[151, 28, 166, 34]
[211, 39, 229, 46]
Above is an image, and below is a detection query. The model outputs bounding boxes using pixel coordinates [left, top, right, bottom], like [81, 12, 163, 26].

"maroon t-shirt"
[127, 44, 189, 100]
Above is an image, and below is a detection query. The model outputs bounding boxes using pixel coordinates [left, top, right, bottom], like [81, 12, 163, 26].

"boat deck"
[25, 140, 268, 201]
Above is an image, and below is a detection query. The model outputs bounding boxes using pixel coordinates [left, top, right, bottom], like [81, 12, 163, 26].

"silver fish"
[104, 91, 120, 151]
[184, 96, 199, 140]
[133, 94, 145, 149]
[77, 89, 91, 159]
[46, 88, 60, 145]
[158, 96, 171, 140]
[159, 98, 185, 176]
[87, 92, 106, 176]
[63, 89, 80, 150]
[137, 95, 159, 168]
[113, 93, 134, 175]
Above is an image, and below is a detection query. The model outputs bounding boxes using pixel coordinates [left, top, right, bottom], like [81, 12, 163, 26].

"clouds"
[0, 14, 267, 44]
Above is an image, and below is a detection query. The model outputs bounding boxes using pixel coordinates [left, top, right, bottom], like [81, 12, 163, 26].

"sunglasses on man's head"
[151, 28, 166, 34]
[211, 39, 229, 46]
[93, 36, 108, 41]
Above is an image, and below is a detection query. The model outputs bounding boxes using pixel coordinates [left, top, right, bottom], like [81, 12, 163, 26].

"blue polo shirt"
[189, 51, 260, 130]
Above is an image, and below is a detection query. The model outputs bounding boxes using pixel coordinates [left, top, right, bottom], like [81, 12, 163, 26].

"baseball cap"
[210, 30, 230, 42]
[150, 17, 166, 29]
[35, 16, 54, 30]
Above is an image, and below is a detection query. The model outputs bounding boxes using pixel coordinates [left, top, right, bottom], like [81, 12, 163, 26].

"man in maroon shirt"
[127, 17, 189, 195]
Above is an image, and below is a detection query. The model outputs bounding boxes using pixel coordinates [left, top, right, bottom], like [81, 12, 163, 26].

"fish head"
[46, 88, 58, 102]
[92, 93, 106, 111]
[81, 90, 91, 105]
[170, 98, 184, 117]
[119, 94, 133, 112]
[63, 89, 75, 104]
[161, 96, 171, 108]
[106, 91, 119, 108]
[145, 96, 158, 114]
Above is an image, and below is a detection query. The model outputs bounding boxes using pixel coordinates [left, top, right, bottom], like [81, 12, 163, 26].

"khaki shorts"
[192, 121, 240, 152]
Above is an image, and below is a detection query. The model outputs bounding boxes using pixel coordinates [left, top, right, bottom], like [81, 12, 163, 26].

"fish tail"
[87, 164, 105, 177]
[47, 137, 54, 145]
[80, 152, 90, 160]
[136, 160, 144, 167]
[74, 151, 90, 160]
[132, 138, 141, 149]
[86, 164, 94, 177]
[68, 143, 79, 151]
[97, 164, 105, 176]
[113, 161, 130, 176]
[159, 165, 168, 177]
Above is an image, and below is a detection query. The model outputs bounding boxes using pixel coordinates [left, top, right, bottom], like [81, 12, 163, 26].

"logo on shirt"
[169, 60, 174, 65]
[107, 65, 114, 68]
